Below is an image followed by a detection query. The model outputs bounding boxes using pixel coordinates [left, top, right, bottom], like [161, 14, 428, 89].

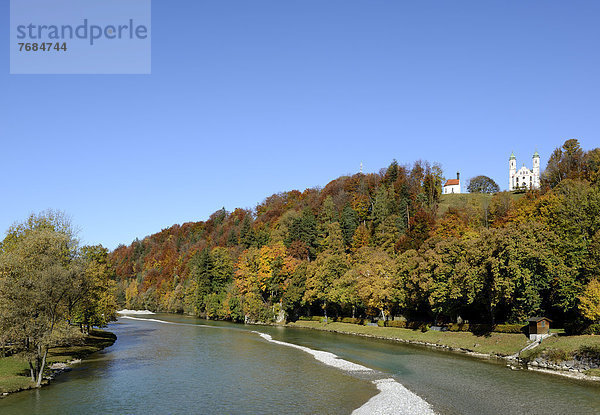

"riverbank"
[0, 329, 116, 396]
[287, 321, 528, 356]
[286, 321, 600, 380]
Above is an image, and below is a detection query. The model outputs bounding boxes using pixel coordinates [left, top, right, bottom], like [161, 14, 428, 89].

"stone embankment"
[526, 356, 599, 372]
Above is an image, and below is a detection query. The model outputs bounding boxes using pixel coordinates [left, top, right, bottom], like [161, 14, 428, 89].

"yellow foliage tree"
[579, 279, 600, 322]
[125, 279, 139, 309]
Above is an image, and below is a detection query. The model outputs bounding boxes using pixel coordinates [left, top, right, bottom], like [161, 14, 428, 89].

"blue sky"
[2, 1, 599, 249]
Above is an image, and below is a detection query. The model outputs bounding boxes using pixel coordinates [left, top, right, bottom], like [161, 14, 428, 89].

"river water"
[2, 314, 600, 414]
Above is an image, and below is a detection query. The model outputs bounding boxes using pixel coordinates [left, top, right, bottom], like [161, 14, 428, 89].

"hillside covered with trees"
[110, 139, 600, 333]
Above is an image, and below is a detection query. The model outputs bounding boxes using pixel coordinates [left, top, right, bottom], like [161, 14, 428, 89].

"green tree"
[210, 247, 234, 292]
[467, 175, 500, 193]
[354, 247, 398, 320]
[544, 180, 600, 290]
[543, 139, 586, 188]
[351, 223, 371, 252]
[0, 212, 84, 387]
[190, 248, 213, 314]
[422, 163, 443, 207]
[330, 269, 361, 318]
[239, 215, 255, 248]
[320, 196, 338, 224]
[384, 159, 399, 185]
[281, 262, 308, 319]
[304, 250, 349, 322]
[411, 238, 470, 322]
[371, 186, 395, 226]
[584, 148, 600, 184]
[461, 224, 560, 324]
[321, 222, 345, 254]
[287, 208, 318, 259]
[373, 215, 401, 254]
[71, 245, 118, 333]
[340, 204, 359, 247]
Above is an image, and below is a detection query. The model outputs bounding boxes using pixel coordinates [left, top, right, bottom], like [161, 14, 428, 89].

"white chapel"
[443, 172, 461, 194]
[509, 151, 540, 191]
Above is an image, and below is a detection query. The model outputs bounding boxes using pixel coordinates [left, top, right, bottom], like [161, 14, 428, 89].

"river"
[2, 314, 600, 414]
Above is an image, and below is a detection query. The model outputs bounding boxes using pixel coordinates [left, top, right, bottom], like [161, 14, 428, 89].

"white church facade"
[509, 151, 540, 191]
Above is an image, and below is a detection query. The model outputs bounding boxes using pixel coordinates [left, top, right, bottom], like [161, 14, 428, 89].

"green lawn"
[0, 356, 35, 393]
[0, 329, 116, 394]
[287, 321, 529, 356]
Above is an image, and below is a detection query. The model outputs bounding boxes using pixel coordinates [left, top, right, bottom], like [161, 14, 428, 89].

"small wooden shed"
[527, 317, 551, 341]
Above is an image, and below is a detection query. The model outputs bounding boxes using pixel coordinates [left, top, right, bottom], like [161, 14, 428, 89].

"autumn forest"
[110, 139, 600, 333]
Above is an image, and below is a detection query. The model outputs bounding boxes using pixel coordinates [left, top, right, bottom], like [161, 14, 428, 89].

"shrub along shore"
[0, 329, 116, 396]
[286, 320, 600, 380]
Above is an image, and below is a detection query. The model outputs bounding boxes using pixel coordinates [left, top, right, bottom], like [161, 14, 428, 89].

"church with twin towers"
[509, 151, 540, 191]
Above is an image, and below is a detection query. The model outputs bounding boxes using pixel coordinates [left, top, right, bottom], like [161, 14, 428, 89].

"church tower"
[509, 152, 517, 190]
[532, 151, 540, 188]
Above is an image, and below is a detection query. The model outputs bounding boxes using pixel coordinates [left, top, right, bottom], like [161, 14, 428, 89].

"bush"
[340, 317, 363, 325]
[583, 324, 600, 335]
[403, 321, 429, 331]
[494, 324, 525, 334]
[379, 321, 438, 330]
[384, 320, 406, 328]
[545, 349, 571, 363]
[578, 345, 600, 360]
[297, 316, 327, 322]
[447, 323, 524, 334]
[448, 323, 468, 332]
[377, 320, 385, 327]
[564, 320, 587, 335]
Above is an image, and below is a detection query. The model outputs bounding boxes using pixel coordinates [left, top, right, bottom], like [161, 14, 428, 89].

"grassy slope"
[520, 335, 600, 360]
[0, 329, 116, 394]
[437, 192, 524, 218]
[287, 321, 529, 356]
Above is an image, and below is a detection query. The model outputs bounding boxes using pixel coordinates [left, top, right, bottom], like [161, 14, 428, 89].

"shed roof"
[527, 317, 552, 323]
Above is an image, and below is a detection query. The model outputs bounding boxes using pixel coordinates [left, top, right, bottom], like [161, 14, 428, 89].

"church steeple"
[509, 152, 517, 191]
[532, 151, 540, 187]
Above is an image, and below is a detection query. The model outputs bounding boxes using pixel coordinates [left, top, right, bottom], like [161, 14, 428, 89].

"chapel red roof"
[444, 179, 460, 186]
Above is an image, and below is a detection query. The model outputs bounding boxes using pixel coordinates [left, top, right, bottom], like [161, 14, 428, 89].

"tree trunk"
[36, 348, 48, 387]
[29, 362, 35, 382]
[488, 300, 496, 325]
